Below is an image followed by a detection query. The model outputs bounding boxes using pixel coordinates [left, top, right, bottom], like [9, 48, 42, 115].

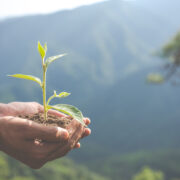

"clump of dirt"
[18, 113, 73, 128]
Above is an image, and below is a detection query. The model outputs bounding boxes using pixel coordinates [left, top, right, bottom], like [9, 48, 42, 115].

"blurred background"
[0, 0, 180, 179]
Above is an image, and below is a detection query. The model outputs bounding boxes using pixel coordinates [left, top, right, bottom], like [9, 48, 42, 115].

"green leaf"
[58, 92, 71, 98]
[38, 41, 46, 60]
[48, 104, 85, 126]
[44, 43, 47, 53]
[8, 74, 42, 86]
[45, 53, 67, 68]
[147, 73, 164, 84]
[53, 90, 57, 96]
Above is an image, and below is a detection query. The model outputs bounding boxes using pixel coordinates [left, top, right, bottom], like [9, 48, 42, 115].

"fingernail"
[75, 143, 81, 149]
[77, 143, 81, 148]
[85, 128, 91, 135]
[85, 117, 91, 124]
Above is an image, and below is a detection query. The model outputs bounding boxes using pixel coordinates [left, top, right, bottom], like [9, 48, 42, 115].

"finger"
[32, 140, 68, 155]
[47, 119, 84, 161]
[8, 102, 43, 115]
[83, 117, 91, 126]
[47, 128, 82, 161]
[24, 139, 65, 154]
[66, 120, 84, 148]
[74, 142, 81, 149]
[23, 119, 69, 142]
[82, 128, 91, 138]
[47, 130, 82, 161]
[46, 144, 71, 161]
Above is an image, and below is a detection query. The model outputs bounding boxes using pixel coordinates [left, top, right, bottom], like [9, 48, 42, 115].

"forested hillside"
[0, 153, 108, 180]
[0, 0, 180, 179]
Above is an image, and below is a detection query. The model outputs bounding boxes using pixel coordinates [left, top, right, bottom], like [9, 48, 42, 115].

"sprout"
[8, 41, 85, 126]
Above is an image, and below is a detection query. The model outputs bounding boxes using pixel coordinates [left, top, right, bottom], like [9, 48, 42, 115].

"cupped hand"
[0, 102, 91, 169]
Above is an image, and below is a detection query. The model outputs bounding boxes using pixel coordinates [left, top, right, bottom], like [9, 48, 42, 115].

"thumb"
[23, 119, 69, 142]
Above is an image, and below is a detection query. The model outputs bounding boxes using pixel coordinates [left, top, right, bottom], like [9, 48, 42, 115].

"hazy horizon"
[0, 0, 107, 20]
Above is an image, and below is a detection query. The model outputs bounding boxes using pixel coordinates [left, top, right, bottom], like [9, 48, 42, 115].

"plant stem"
[47, 94, 56, 106]
[42, 64, 47, 121]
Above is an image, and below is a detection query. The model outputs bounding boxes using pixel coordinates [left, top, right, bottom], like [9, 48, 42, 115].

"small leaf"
[147, 73, 164, 84]
[44, 43, 47, 53]
[54, 90, 57, 96]
[48, 104, 85, 126]
[58, 92, 71, 98]
[45, 53, 67, 68]
[8, 74, 42, 86]
[38, 41, 46, 60]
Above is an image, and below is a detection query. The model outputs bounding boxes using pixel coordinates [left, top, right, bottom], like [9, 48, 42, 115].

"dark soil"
[18, 113, 73, 128]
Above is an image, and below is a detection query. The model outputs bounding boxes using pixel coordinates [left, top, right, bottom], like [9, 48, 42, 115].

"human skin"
[0, 102, 91, 169]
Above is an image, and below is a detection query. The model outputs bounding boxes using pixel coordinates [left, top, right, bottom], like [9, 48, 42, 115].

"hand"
[0, 101, 91, 141]
[0, 102, 91, 169]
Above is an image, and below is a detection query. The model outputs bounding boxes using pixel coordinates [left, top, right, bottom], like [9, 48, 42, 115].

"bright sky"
[0, 0, 107, 19]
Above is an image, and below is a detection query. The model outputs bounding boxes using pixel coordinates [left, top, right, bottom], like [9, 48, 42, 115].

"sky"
[0, 0, 107, 19]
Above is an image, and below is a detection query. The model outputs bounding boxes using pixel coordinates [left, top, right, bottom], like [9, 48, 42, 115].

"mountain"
[86, 67, 180, 152]
[0, 0, 180, 152]
[0, 0, 179, 109]
[0, 0, 179, 86]
[1, 0, 180, 179]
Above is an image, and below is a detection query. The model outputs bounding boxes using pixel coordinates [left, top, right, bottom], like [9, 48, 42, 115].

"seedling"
[9, 42, 85, 126]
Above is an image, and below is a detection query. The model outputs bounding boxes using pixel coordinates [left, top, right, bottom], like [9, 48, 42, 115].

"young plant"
[9, 41, 85, 126]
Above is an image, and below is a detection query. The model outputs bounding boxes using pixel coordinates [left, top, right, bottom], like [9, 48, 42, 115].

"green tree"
[0, 156, 9, 180]
[11, 177, 35, 180]
[132, 166, 164, 180]
[161, 31, 180, 64]
[147, 31, 180, 84]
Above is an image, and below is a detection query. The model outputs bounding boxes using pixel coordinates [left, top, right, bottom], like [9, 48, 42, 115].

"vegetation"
[9, 42, 84, 125]
[0, 153, 109, 180]
[161, 31, 180, 64]
[148, 31, 180, 84]
[147, 73, 164, 83]
[78, 150, 180, 180]
[132, 166, 164, 180]
[160, 31, 180, 82]
[0, 0, 180, 179]
[1, 150, 180, 180]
